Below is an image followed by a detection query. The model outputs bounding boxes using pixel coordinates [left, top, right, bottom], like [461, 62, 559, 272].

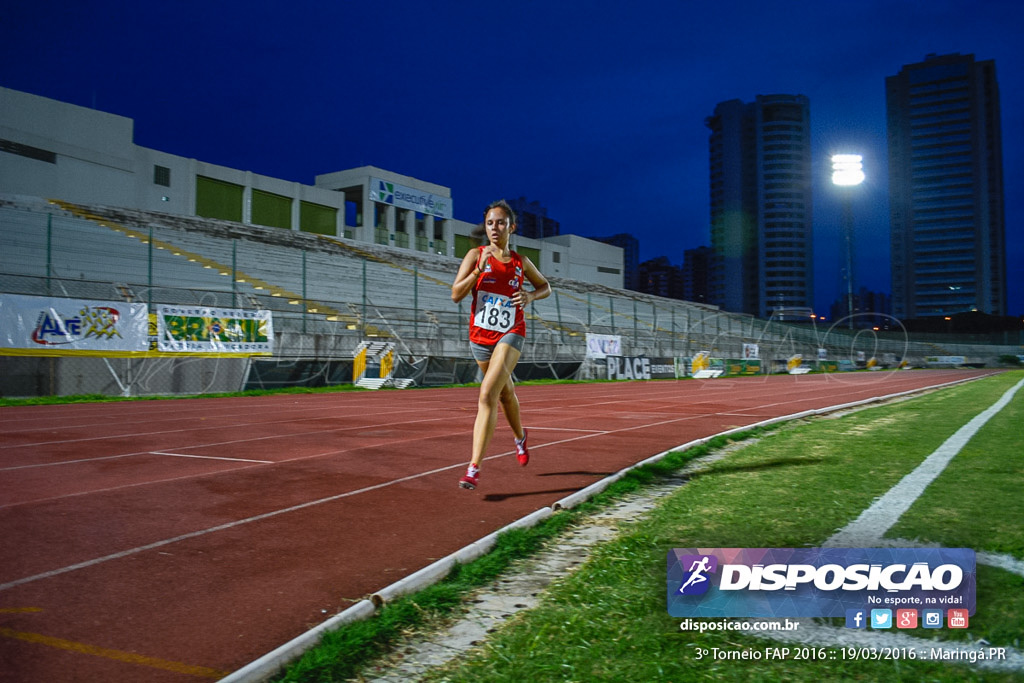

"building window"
[154, 165, 171, 187]
[1, 138, 56, 163]
[552, 251, 561, 263]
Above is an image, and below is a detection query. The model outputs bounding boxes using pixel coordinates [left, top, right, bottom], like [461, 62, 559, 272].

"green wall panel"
[195, 176, 243, 222]
[252, 190, 292, 229]
[299, 201, 337, 235]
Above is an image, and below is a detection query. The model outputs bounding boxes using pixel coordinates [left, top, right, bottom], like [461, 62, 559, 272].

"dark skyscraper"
[594, 233, 640, 290]
[886, 53, 1007, 318]
[682, 245, 712, 304]
[507, 197, 560, 239]
[705, 95, 813, 318]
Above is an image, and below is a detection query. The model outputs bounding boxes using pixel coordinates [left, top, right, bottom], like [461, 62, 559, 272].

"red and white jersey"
[469, 247, 527, 345]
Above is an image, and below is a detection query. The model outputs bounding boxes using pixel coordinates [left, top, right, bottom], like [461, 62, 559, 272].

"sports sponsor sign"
[606, 355, 650, 380]
[370, 177, 452, 219]
[925, 355, 966, 367]
[725, 358, 761, 376]
[0, 293, 148, 355]
[667, 547, 975, 618]
[648, 358, 677, 379]
[585, 333, 621, 359]
[606, 357, 678, 380]
[156, 305, 273, 354]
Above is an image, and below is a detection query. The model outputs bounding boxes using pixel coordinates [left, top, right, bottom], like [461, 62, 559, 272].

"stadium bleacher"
[4, 194, 1012, 397]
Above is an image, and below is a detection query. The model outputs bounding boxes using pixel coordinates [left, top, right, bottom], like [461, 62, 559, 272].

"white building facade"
[1, 86, 623, 288]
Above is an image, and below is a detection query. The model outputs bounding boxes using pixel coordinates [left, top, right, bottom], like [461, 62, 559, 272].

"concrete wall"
[540, 234, 625, 289]
[2, 86, 625, 277]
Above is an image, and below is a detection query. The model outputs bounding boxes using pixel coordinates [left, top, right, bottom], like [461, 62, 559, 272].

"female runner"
[450, 200, 551, 489]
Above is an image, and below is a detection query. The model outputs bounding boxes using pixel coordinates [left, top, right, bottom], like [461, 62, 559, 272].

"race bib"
[474, 290, 516, 333]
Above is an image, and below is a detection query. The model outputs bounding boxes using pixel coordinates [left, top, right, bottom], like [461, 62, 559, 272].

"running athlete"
[450, 200, 551, 490]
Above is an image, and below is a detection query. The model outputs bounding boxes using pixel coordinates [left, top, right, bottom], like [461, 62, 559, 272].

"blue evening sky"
[2, 1, 1021, 315]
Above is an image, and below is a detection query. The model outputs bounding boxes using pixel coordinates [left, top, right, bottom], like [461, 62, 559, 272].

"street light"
[832, 154, 864, 329]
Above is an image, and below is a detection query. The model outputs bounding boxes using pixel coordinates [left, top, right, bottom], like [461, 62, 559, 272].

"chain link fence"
[2, 198, 1019, 398]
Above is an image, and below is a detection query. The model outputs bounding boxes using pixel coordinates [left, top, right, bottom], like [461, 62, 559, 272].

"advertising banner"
[725, 358, 762, 376]
[668, 547, 976, 618]
[607, 357, 680, 380]
[606, 355, 651, 380]
[156, 305, 273, 354]
[688, 352, 725, 378]
[586, 333, 622, 359]
[648, 358, 677, 379]
[0, 294, 148, 355]
[370, 177, 453, 219]
[924, 356, 966, 367]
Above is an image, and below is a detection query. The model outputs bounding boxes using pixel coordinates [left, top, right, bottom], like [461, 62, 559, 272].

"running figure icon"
[678, 556, 712, 594]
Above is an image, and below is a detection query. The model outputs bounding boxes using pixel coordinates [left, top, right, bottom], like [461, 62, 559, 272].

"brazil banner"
[156, 305, 273, 354]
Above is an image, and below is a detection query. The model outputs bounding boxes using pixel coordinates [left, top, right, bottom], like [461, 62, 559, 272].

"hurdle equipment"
[353, 341, 412, 389]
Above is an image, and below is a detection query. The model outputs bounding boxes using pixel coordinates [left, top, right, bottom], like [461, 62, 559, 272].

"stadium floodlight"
[831, 154, 865, 186]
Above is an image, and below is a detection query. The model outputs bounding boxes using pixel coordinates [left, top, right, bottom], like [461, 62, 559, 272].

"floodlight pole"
[831, 154, 864, 331]
[840, 193, 855, 330]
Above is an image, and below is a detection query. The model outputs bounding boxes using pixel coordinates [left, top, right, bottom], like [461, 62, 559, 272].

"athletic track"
[0, 369, 996, 682]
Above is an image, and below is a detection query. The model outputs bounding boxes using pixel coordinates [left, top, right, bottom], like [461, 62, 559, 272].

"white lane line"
[0, 372, 937, 449]
[523, 427, 608, 434]
[149, 452, 274, 464]
[825, 377, 1024, 548]
[1, 451, 275, 473]
[0, 413, 464, 469]
[0, 374, 991, 590]
[0, 417, 693, 592]
[0, 460, 471, 593]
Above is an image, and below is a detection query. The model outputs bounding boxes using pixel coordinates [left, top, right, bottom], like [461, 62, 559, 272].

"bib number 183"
[475, 291, 515, 333]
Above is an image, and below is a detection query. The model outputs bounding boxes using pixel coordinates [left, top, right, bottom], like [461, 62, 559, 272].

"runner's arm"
[451, 248, 484, 303]
[512, 256, 551, 308]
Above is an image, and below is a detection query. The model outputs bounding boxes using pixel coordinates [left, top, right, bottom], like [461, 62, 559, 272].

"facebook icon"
[845, 609, 867, 629]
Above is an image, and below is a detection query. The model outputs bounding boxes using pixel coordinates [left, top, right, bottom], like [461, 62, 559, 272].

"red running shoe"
[459, 471, 479, 490]
[515, 430, 530, 467]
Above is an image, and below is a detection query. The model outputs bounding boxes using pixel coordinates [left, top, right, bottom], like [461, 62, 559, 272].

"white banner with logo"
[585, 333, 622, 359]
[370, 177, 453, 219]
[0, 294, 149, 354]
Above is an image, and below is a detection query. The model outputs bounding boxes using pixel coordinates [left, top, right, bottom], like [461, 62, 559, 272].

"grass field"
[278, 370, 1024, 682]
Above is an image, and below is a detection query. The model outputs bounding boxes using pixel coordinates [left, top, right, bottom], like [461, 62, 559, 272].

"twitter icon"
[870, 609, 893, 629]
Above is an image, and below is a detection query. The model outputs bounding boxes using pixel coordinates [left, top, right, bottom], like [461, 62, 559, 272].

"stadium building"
[0, 86, 624, 289]
[1, 85, 1015, 398]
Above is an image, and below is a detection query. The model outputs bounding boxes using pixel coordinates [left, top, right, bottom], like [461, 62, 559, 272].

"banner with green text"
[156, 305, 273, 355]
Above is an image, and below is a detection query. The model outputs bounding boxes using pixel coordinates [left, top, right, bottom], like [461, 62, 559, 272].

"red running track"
[0, 369, 995, 681]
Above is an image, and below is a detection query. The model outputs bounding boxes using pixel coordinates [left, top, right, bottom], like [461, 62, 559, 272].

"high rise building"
[682, 245, 712, 304]
[705, 95, 813, 319]
[638, 257, 684, 299]
[886, 53, 1006, 319]
[507, 197, 560, 239]
[593, 233, 640, 290]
